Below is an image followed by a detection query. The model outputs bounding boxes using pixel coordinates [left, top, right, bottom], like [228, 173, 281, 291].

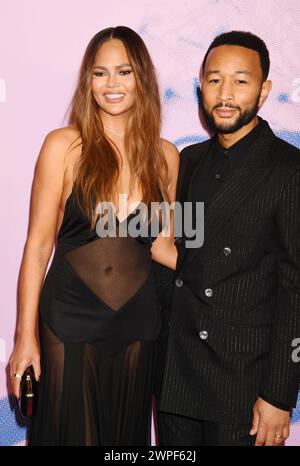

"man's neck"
[217, 116, 259, 149]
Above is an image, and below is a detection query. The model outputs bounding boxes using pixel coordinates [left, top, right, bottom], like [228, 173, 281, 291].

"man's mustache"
[212, 103, 241, 111]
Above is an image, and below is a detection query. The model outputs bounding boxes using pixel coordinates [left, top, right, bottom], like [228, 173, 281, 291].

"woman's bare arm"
[150, 139, 180, 270]
[9, 127, 78, 396]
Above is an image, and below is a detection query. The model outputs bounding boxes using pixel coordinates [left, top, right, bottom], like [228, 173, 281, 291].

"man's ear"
[258, 80, 272, 108]
[199, 78, 203, 91]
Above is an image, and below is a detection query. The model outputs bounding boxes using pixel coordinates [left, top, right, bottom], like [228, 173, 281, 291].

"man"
[155, 31, 300, 446]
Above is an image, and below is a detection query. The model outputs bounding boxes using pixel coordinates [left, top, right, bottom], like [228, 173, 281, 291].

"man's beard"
[202, 95, 260, 134]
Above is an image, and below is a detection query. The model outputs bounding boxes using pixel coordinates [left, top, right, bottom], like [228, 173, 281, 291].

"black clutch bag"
[19, 365, 39, 417]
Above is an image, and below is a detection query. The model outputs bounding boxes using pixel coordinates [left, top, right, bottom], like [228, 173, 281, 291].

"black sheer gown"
[28, 186, 163, 446]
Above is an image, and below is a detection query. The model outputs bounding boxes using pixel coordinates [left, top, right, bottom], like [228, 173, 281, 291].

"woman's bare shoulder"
[44, 125, 82, 150]
[34, 126, 82, 196]
[160, 138, 180, 169]
[161, 137, 178, 152]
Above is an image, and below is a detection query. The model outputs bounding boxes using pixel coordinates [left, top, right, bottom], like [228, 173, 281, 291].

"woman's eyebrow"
[93, 63, 132, 70]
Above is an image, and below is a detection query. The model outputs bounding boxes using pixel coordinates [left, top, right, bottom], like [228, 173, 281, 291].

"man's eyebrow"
[93, 63, 132, 70]
[206, 70, 221, 75]
[205, 70, 252, 76]
[234, 70, 252, 75]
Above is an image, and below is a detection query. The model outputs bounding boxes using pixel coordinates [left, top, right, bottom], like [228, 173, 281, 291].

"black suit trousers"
[157, 411, 256, 446]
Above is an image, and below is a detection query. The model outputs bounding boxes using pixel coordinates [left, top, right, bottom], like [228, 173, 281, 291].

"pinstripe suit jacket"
[155, 119, 300, 423]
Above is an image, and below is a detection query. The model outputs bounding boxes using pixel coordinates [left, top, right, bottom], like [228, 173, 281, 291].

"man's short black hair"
[202, 31, 270, 81]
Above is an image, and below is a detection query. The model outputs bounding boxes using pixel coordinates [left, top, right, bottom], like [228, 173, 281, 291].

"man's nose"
[218, 82, 234, 102]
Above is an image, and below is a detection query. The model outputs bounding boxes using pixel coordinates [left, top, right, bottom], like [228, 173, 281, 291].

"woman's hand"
[9, 335, 41, 399]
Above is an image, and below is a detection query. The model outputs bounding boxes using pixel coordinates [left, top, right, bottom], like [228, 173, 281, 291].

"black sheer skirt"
[28, 318, 156, 446]
[28, 226, 161, 446]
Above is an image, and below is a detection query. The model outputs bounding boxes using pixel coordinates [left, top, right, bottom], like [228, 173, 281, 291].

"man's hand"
[249, 397, 290, 446]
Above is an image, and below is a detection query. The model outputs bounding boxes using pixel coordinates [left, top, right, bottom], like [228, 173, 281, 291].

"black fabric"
[156, 118, 300, 425]
[191, 118, 291, 412]
[258, 393, 292, 412]
[28, 188, 163, 446]
[157, 411, 256, 446]
[191, 117, 263, 211]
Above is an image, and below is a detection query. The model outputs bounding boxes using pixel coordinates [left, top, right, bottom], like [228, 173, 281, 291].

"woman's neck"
[100, 112, 128, 138]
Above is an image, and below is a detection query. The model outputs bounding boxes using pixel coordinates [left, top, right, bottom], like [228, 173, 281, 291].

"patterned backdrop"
[0, 0, 299, 446]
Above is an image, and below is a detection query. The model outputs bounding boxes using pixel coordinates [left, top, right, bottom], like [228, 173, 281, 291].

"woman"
[9, 26, 179, 445]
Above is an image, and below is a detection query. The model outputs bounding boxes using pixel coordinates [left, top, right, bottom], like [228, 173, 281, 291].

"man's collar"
[213, 116, 266, 168]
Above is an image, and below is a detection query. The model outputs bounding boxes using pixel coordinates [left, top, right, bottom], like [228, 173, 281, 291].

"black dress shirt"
[192, 117, 291, 412]
[192, 118, 263, 210]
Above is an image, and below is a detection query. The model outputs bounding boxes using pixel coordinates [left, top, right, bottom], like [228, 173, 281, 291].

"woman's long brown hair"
[67, 26, 170, 230]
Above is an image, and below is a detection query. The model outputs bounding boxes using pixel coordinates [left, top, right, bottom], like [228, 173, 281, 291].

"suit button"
[199, 330, 208, 340]
[223, 247, 232, 256]
[205, 288, 213, 297]
[168, 320, 171, 327]
[175, 278, 183, 287]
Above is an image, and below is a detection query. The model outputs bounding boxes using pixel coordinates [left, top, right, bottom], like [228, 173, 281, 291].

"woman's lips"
[103, 93, 125, 103]
[214, 108, 237, 118]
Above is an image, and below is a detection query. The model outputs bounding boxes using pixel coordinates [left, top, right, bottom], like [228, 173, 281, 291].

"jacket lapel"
[177, 121, 276, 272]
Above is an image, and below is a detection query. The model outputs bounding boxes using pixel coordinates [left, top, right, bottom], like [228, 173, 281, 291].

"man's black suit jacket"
[154, 120, 300, 424]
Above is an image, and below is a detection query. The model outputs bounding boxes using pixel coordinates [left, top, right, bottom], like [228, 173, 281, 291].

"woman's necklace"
[104, 126, 124, 139]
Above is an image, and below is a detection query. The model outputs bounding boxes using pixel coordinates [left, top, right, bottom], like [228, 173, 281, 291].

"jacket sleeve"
[261, 168, 300, 407]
